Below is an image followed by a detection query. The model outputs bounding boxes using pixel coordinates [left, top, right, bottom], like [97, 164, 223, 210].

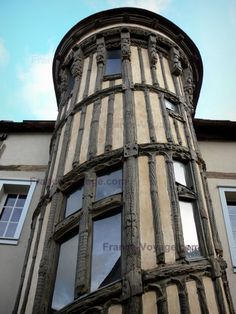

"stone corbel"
[148, 35, 158, 68]
[71, 48, 83, 78]
[169, 46, 182, 76]
[121, 30, 131, 61]
[96, 37, 106, 65]
[183, 66, 195, 106]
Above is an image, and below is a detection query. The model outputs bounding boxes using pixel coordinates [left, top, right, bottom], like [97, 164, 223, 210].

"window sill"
[52, 280, 122, 313]
[103, 74, 122, 81]
[0, 238, 18, 245]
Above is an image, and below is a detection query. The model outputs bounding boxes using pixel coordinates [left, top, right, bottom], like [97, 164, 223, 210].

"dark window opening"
[91, 212, 121, 291]
[95, 168, 122, 201]
[105, 49, 121, 76]
[65, 185, 84, 218]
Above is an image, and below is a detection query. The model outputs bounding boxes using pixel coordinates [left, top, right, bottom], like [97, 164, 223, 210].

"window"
[95, 168, 122, 201]
[179, 201, 200, 258]
[165, 98, 178, 113]
[173, 160, 201, 259]
[0, 179, 36, 244]
[105, 49, 121, 76]
[52, 231, 79, 310]
[51, 167, 123, 310]
[91, 212, 121, 291]
[173, 160, 189, 186]
[65, 185, 84, 218]
[219, 187, 236, 270]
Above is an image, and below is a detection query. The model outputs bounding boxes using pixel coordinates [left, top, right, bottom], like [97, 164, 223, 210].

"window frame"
[172, 158, 204, 260]
[103, 48, 122, 80]
[0, 179, 36, 245]
[164, 97, 179, 114]
[219, 186, 236, 271]
[51, 165, 123, 311]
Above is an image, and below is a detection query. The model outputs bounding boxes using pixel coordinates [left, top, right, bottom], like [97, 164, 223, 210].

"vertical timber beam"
[121, 29, 142, 314]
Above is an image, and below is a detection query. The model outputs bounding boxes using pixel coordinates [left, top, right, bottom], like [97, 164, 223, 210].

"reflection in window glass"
[96, 169, 122, 201]
[227, 201, 236, 245]
[0, 194, 26, 239]
[105, 50, 121, 75]
[65, 186, 84, 217]
[179, 201, 201, 258]
[52, 233, 79, 310]
[165, 99, 177, 112]
[91, 213, 121, 291]
[173, 161, 188, 186]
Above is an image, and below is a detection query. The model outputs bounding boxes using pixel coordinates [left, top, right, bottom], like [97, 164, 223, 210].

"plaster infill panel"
[88, 53, 97, 96]
[142, 48, 152, 85]
[142, 291, 157, 314]
[64, 111, 81, 174]
[77, 57, 89, 103]
[112, 93, 123, 150]
[186, 280, 201, 314]
[80, 103, 93, 164]
[156, 155, 175, 263]
[163, 56, 176, 94]
[149, 92, 166, 143]
[134, 91, 150, 144]
[97, 96, 108, 156]
[131, 46, 141, 84]
[166, 284, 180, 314]
[138, 156, 156, 270]
[108, 305, 122, 314]
[202, 277, 219, 314]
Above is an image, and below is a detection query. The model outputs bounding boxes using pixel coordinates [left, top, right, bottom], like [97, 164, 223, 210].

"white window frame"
[219, 187, 236, 271]
[0, 179, 36, 245]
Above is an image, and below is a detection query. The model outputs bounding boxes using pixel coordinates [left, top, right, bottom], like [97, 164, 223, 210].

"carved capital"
[183, 66, 195, 105]
[148, 35, 158, 67]
[71, 49, 83, 78]
[59, 68, 68, 93]
[121, 31, 131, 60]
[96, 37, 106, 64]
[170, 47, 182, 76]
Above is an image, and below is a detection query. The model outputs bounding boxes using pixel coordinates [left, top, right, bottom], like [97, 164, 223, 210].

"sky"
[0, 0, 235, 122]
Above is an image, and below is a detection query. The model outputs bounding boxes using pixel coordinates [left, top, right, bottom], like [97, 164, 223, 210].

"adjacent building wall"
[0, 131, 51, 314]
[199, 140, 236, 310]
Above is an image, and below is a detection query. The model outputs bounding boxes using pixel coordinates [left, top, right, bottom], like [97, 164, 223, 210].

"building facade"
[0, 7, 235, 314]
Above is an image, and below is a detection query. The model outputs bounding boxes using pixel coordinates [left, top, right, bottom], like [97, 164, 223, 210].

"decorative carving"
[124, 143, 138, 158]
[96, 38, 106, 64]
[121, 32, 131, 60]
[183, 66, 195, 106]
[59, 68, 68, 93]
[71, 48, 83, 78]
[148, 35, 158, 67]
[170, 46, 182, 76]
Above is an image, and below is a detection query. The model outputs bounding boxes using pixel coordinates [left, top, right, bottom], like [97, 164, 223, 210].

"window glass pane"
[65, 186, 84, 218]
[179, 201, 201, 258]
[16, 195, 27, 207]
[0, 207, 12, 221]
[5, 222, 18, 238]
[11, 208, 23, 222]
[91, 212, 121, 291]
[228, 205, 236, 246]
[5, 194, 17, 207]
[52, 233, 79, 310]
[173, 161, 188, 186]
[96, 169, 122, 201]
[165, 99, 177, 112]
[105, 49, 121, 75]
[0, 222, 7, 236]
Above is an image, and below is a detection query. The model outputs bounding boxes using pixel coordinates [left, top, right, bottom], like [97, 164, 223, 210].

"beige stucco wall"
[0, 133, 51, 166]
[0, 133, 51, 314]
[199, 140, 236, 310]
